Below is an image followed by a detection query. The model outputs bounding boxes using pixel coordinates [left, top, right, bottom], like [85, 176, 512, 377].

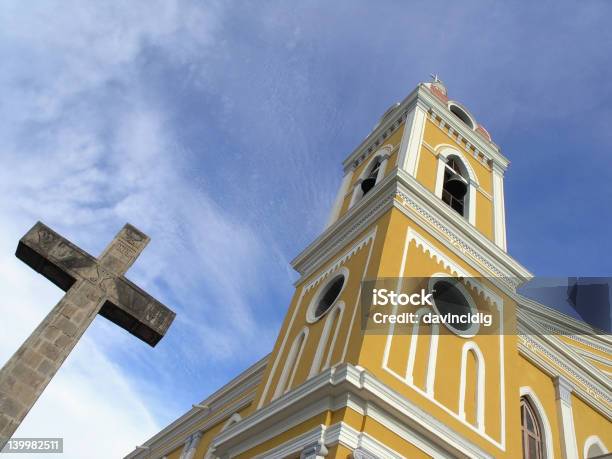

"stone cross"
[0, 222, 176, 446]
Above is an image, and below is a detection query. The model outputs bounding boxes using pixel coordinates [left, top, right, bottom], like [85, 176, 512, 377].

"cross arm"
[15, 221, 94, 291]
[16, 222, 176, 346]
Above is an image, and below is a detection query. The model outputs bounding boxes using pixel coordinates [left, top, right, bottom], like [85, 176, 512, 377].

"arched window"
[349, 146, 392, 208]
[584, 435, 608, 458]
[521, 397, 544, 459]
[307, 269, 348, 323]
[441, 156, 470, 217]
[308, 301, 345, 377]
[361, 156, 382, 196]
[429, 276, 479, 337]
[406, 307, 438, 396]
[273, 327, 308, 399]
[458, 341, 485, 430]
[449, 103, 475, 129]
[435, 147, 478, 225]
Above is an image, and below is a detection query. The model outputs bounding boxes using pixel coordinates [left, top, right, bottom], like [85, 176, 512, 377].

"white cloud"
[0, 1, 283, 457]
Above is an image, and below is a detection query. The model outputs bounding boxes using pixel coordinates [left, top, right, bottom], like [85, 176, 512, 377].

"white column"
[353, 447, 380, 459]
[348, 178, 363, 209]
[554, 377, 579, 459]
[181, 431, 203, 459]
[434, 155, 447, 197]
[492, 163, 507, 251]
[397, 104, 427, 176]
[375, 153, 390, 183]
[325, 168, 354, 229]
[468, 178, 478, 226]
[300, 441, 328, 459]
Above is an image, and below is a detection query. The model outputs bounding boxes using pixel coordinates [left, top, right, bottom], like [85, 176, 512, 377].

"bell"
[445, 175, 468, 197]
[361, 177, 376, 195]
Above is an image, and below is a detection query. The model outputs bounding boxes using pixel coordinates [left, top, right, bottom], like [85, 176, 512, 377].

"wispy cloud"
[0, 1, 289, 456]
[2, 1, 612, 457]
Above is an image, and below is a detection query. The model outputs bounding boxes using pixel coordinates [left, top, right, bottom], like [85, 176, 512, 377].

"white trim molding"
[179, 430, 202, 459]
[447, 101, 477, 131]
[434, 145, 478, 226]
[458, 341, 485, 431]
[273, 326, 309, 400]
[349, 146, 392, 209]
[519, 386, 555, 459]
[326, 169, 354, 229]
[291, 167, 532, 292]
[554, 376, 580, 459]
[124, 357, 267, 459]
[259, 227, 378, 409]
[342, 84, 508, 180]
[309, 301, 345, 377]
[306, 267, 349, 324]
[405, 307, 438, 397]
[398, 104, 427, 176]
[492, 163, 507, 251]
[381, 226, 506, 449]
[583, 435, 609, 458]
[211, 365, 494, 459]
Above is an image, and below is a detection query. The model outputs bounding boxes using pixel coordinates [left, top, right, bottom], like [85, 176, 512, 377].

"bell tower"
[325, 75, 508, 250]
[247, 77, 532, 458]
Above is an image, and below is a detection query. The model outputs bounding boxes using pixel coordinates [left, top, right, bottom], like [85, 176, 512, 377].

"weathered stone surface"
[0, 395, 24, 418]
[0, 222, 176, 447]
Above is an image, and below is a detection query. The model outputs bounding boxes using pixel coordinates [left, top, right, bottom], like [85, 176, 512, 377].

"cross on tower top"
[430, 73, 443, 84]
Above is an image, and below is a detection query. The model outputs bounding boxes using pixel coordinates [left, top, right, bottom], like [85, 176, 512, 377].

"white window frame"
[458, 341, 486, 431]
[434, 146, 478, 225]
[519, 387, 555, 459]
[349, 145, 392, 208]
[306, 267, 349, 323]
[584, 435, 609, 458]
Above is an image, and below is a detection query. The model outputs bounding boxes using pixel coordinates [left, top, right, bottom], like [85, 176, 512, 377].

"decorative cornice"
[518, 334, 611, 418]
[554, 376, 574, 404]
[406, 228, 503, 309]
[124, 355, 268, 458]
[518, 296, 612, 350]
[428, 111, 492, 169]
[342, 97, 415, 173]
[291, 169, 531, 289]
[417, 86, 508, 169]
[291, 171, 397, 281]
[211, 364, 492, 459]
[341, 84, 509, 176]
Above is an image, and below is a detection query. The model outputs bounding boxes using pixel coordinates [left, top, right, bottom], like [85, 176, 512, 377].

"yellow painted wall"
[420, 118, 493, 196]
[356, 208, 509, 456]
[418, 118, 495, 241]
[255, 212, 391, 407]
[140, 89, 612, 459]
[573, 394, 612, 458]
[516, 355, 563, 458]
[337, 124, 404, 219]
[235, 412, 331, 458]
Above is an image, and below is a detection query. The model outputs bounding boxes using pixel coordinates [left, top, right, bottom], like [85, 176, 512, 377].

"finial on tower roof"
[430, 73, 443, 84]
[428, 73, 448, 96]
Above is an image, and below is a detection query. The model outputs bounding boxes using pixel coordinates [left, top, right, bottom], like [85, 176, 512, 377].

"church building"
[125, 79, 611, 459]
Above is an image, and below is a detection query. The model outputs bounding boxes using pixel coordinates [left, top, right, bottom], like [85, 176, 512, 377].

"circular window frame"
[447, 102, 476, 130]
[306, 268, 349, 323]
[428, 274, 479, 338]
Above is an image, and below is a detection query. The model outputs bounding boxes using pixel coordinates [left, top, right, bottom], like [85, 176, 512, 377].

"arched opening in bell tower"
[441, 156, 470, 217]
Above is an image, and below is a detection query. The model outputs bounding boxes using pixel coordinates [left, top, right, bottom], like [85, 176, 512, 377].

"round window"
[449, 104, 474, 129]
[429, 277, 479, 336]
[308, 272, 347, 322]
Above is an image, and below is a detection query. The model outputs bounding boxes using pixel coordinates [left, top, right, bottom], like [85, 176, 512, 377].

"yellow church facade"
[125, 80, 611, 459]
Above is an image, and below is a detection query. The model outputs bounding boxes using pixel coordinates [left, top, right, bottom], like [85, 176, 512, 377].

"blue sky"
[1, 1, 611, 457]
